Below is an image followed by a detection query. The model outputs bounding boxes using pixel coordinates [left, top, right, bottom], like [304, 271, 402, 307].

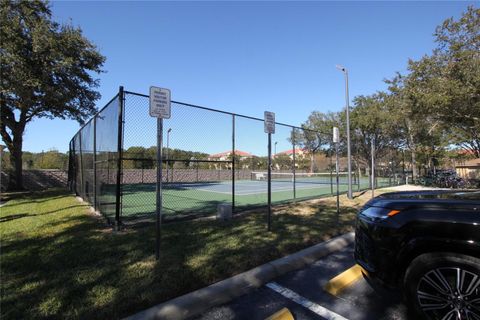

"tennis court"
[69, 89, 404, 225]
[120, 172, 386, 218]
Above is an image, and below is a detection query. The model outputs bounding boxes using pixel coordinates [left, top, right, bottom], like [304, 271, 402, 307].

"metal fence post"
[93, 115, 97, 211]
[292, 129, 296, 201]
[358, 165, 361, 191]
[371, 137, 375, 198]
[71, 140, 75, 193]
[115, 86, 124, 230]
[106, 152, 110, 188]
[69, 139, 75, 194]
[335, 141, 340, 226]
[78, 133, 84, 198]
[196, 162, 199, 182]
[232, 114, 235, 213]
[330, 149, 334, 195]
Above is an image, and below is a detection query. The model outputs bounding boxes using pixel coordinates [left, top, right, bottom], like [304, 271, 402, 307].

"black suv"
[355, 190, 480, 320]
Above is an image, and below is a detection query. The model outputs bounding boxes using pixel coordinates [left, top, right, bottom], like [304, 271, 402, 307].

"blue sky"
[22, 1, 476, 155]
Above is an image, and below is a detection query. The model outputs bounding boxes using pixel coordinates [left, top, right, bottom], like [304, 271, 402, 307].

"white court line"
[266, 282, 349, 320]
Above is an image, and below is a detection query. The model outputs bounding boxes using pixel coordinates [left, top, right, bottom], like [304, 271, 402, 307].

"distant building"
[456, 158, 480, 180]
[208, 150, 254, 161]
[208, 150, 255, 169]
[274, 148, 307, 159]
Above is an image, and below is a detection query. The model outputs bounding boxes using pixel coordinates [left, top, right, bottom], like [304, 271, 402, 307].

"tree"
[400, 7, 480, 158]
[298, 111, 342, 172]
[350, 92, 402, 179]
[386, 69, 454, 180]
[273, 153, 292, 170]
[123, 146, 151, 169]
[0, 0, 105, 189]
[36, 150, 68, 169]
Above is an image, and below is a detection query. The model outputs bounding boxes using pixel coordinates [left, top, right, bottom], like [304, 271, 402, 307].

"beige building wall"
[455, 159, 480, 179]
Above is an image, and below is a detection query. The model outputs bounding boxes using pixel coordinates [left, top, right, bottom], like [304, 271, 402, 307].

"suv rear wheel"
[404, 253, 480, 320]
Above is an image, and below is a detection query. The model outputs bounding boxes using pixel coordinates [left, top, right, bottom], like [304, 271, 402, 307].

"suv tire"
[404, 253, 480, 320]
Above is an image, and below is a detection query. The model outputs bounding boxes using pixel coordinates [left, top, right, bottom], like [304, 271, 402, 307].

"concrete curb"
[125, 232, 355, 320]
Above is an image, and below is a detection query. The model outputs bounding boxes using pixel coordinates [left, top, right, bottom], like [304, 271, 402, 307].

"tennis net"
[250, 171, 351, 184]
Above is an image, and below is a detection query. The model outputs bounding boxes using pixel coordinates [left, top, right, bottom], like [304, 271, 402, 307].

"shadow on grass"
[353, 189, 370, 199]
[0, 205, 87, 223]
[0, 189, 71, 208]
[0, 213, 31, 222]
[1, 191, 357, 320]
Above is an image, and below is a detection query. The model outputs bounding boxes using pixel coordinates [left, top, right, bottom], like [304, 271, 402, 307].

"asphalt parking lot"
[195, 245, 410, 320]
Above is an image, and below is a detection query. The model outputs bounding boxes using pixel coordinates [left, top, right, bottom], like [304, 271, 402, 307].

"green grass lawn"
[1, 188, 383, 320]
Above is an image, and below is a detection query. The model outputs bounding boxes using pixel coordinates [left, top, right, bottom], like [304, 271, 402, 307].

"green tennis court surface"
[120, 176, 392, 218]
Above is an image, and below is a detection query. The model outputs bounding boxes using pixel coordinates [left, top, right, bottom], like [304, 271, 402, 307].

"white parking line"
[266, 282, 349, 320]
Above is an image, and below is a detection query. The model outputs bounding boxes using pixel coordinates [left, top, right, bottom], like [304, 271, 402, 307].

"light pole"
[336, 65, 353, 199]
[333, 127, 340, 226]
[166, 128, 172, 183]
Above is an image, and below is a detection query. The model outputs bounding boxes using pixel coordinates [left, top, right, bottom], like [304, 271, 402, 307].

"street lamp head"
[335, 65, 347, 73]
[167, 128, 172, 133]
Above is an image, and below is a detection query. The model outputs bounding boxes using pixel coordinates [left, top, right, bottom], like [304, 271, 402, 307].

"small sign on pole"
[264, 111, 275, 134]
[333, 127, 340, 144]
[149, 86, 171, 119]
[149, 86, 171, 261]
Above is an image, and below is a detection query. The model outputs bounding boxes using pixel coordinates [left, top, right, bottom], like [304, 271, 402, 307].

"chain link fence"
[69, 94, 121, 225]
[68, 87, 405, 226]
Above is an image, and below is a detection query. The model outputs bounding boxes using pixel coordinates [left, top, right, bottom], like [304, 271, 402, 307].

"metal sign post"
[149, 86, 171, 260]
[156, 118, 163, 260]
[267, 133, 272, 231]
[371, 137, 375, 199]
[264, 111, 275, 231]
[333, 127, 340, 226]
[291, 129, 296, 202]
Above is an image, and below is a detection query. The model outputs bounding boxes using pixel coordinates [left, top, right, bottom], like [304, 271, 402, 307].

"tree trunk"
[310, 153, 314, 173]
[8, 133, 24, 190]
[411, 149, 418, 182]
[407, 128, 418, 182]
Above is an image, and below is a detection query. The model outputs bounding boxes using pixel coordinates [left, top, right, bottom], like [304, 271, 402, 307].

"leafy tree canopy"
[404, 6, 480, 157]
[0, 0, 105, 189]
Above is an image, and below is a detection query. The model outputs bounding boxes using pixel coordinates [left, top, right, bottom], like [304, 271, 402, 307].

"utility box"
[217, 203, 232, 221]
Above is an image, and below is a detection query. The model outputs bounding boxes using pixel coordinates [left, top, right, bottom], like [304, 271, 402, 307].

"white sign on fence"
[264, 111, 275, 134]
[149, 86, 171, 118]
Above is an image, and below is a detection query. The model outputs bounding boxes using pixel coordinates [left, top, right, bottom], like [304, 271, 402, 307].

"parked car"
[355, 190, 480, 320]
